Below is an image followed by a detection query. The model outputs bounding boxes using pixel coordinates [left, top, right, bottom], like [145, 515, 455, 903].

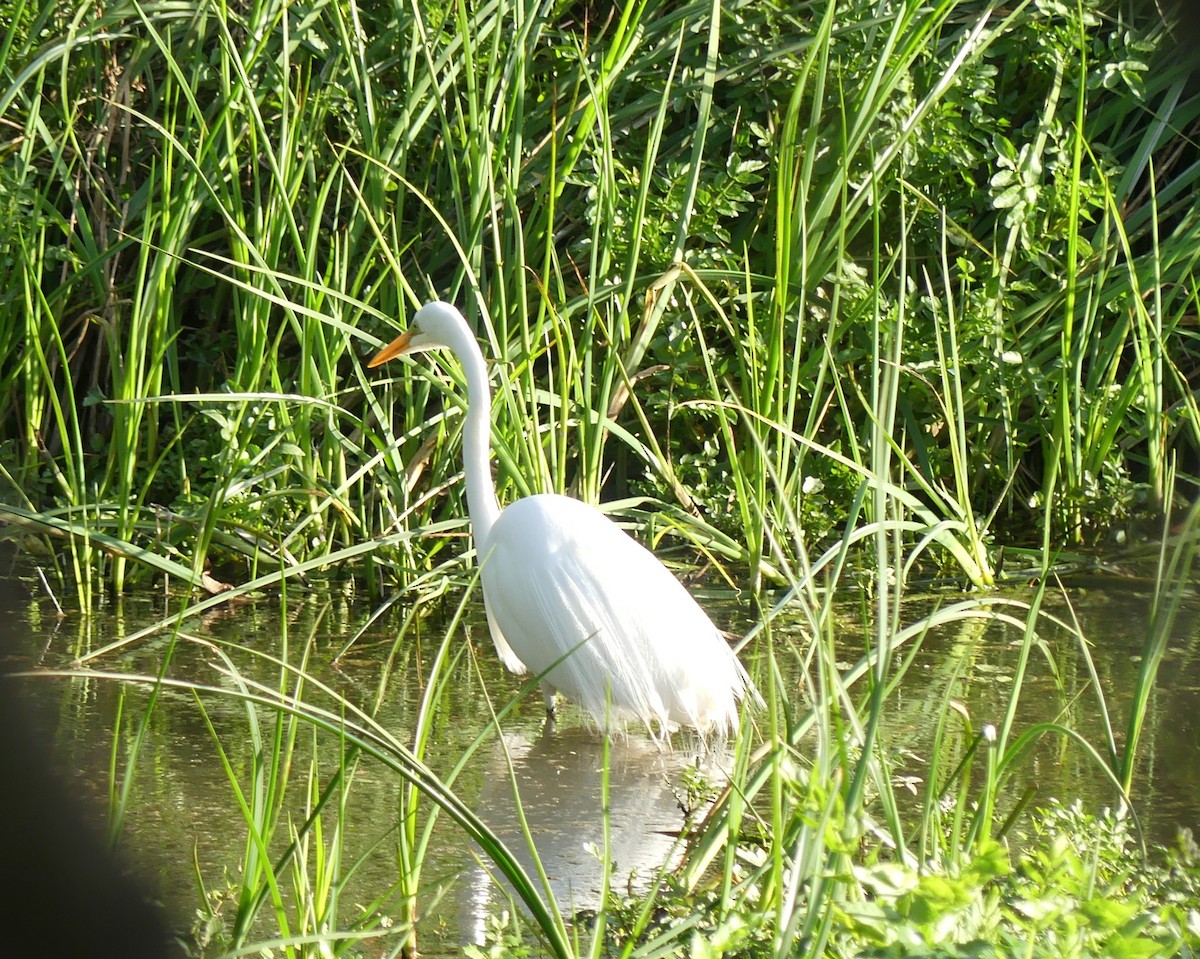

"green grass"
[25, 466, 1197, 958]
[4, 0, 1197, 598]
[4, 0, 1200, 955]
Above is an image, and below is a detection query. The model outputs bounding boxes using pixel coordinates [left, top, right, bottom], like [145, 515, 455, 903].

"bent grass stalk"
[40, 621, 580, 958]
[1118, 471, 1198, 795]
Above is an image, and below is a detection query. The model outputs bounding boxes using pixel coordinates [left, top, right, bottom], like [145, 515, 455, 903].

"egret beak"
[368, 329, 416, 368]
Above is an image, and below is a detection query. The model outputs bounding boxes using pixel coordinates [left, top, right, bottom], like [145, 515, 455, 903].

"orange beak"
[368, 328, 416, 369]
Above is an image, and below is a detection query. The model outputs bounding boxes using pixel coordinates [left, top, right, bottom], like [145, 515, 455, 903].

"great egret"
[370, 301, 758, 736]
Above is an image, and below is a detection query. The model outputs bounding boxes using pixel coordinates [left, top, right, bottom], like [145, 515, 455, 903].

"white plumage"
[369, 301, 758, 736]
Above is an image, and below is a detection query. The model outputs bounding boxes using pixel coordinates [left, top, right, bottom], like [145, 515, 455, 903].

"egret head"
[368, 301, 466, 367]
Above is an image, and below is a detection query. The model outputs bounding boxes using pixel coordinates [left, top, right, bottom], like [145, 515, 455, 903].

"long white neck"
[451, 325, 502, 556]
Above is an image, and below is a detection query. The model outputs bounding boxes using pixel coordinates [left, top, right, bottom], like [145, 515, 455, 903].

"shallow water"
[1, 553, 1197, 955]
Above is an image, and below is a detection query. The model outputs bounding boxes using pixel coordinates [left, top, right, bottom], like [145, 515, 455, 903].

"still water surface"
[1, 559, 1197, 954]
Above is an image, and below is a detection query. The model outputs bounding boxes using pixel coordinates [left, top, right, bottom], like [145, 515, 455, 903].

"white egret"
[370, 301, 758, 736]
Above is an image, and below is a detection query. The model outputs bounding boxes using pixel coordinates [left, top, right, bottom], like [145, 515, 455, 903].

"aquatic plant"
[3, 0, 1199, 954]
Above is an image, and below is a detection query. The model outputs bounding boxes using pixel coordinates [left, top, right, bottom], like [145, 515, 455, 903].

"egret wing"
[480, 495, 749, 732]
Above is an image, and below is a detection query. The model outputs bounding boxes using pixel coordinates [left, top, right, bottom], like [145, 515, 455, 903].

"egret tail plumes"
[370, 301, 758, 736]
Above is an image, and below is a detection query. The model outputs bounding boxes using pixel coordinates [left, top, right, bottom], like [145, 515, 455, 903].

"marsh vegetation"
[2, 0, 1200, 955]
